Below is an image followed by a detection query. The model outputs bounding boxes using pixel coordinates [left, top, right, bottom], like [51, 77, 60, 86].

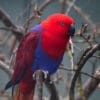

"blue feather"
[31, 25, 63, 74]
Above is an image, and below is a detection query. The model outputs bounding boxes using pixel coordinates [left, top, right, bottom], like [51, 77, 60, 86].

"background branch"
[0, 60, 13, 77]
[0, 8, 24, 40]
[75, 68, 100, 100]
[69, 44, 100, 100]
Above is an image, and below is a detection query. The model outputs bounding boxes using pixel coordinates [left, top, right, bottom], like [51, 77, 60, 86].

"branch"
[0, 8, 16, 28]
[35, 70, 43, 100]
[59, 67, 99, 80]
[35, 70, 59, 100]
[23, 0, 53, 28]
[80, 23, 93, 47]
[8, 35, 17, 57]
[66, 0, 96, 29]
[39, 0, 54, 12]
[66, 0, 77, 14]
[0, 8, 24, 40]
[69, 44, 100, 100]
[59, 0, 67, 14]
[75, 68, 100, 100]
[0, 60, 13, 77]
[44, 75, 59, 100]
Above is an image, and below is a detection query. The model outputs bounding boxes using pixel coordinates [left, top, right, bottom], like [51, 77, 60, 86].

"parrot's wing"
[12, 31, 39, 82]
[5, 25, 42, 90]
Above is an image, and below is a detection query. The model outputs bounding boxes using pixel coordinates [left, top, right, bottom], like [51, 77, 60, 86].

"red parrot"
[5, 13, 75, 100]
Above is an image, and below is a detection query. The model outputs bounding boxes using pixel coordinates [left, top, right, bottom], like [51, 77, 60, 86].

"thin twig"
[0, 60, 13, 77]
[0, 8, 24, 40]
[66, 0, 77, 14]
[59, 67, 99, 80]
[60, 0, 67, 14]
[66, 0, 96, 29]
[8, 35, 17, 57]
[36, 70, 43, 100]
[23, 0, 53, 28]
[69, 44, 100, 100]
[75, 68, 100, 100]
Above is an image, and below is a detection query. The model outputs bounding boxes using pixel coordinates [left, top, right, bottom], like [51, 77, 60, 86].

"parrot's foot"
[33, 70, 49, 80]
[41, 70, 49, 79]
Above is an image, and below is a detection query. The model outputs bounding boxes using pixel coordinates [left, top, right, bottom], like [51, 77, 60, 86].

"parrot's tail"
[5, 80, 19, 98]
[5, 80, 13, 90]
[14, 75, 36, 100]
[5, 70, 36, 100]
[5, 79, 36, 100]
[5, 72, 24, 98]
[14, 87, 34, 100]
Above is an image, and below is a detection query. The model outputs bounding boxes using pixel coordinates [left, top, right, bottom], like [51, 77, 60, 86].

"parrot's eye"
[60, 22, 65, 26]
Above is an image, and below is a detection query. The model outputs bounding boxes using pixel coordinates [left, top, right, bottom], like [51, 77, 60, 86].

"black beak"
[68, 24, 75, 37]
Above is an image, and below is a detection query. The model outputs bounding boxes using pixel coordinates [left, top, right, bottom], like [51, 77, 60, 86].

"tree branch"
[23, 0, 53, 28]
[35, 70, 43, 100]
[75, 68, 100, 100]
[69, 44, 100, 100]
[44, 75, 59, 100]
[59, 0, 67, 14]
[66, 0, 96, 29]
[0, 60, 13, 77]
[0, 8, 24, 40]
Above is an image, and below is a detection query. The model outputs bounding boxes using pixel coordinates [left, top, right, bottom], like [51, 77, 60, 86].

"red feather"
[5, 13, 75, 100]
[12, 31, 39, 93]
[41, 13, 74, 59]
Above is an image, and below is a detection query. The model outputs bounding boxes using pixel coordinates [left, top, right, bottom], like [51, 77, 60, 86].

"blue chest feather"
[30, 25, 63, 74]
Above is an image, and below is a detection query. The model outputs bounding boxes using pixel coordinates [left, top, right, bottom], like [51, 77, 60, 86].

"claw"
[41, 70, 48, 79]
[32, 73, 36, 80]
[32, 70, 49, 80]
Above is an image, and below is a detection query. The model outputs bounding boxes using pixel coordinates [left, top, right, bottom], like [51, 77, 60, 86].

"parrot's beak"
[68, 24, 75, 37]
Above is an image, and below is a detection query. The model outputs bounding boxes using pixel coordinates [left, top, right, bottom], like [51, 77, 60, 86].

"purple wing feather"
[5, 25, 43, 93]
[12, 31, 39, 82]
[11, 24, 43, 84]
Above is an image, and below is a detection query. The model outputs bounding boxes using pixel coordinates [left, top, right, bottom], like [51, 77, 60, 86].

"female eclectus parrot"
[5, 13, 75, 100]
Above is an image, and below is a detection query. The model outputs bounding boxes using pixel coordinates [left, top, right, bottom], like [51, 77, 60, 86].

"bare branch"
[44, 75, 59, 100]
[8, 35, 17, 57]
[0, 8, 24, 40]
[69, 44, 100, 100]
[0, 60, 13, 77]
[39, 0, 54, 12]
[59, 0, 67, 14]
[66, 0, 96, 29]
[66, 0, 77, 14]
[59, 67, 99, 80]
[75, 68, 100, 100]
[35, 70, 43, 100]
[0, 8, 16, 28]
[80, 23, 93, 47]
[23, 0, 53, 28]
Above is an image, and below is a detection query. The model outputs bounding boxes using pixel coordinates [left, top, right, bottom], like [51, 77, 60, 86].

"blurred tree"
[0, 0, 100, 100]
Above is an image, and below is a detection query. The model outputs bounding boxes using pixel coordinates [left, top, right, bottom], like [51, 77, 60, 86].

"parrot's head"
[41, 13, 75, 59]
[41, 13, 75, 38]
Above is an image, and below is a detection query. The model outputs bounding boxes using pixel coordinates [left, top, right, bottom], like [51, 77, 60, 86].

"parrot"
[5, 13, 75, 100]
